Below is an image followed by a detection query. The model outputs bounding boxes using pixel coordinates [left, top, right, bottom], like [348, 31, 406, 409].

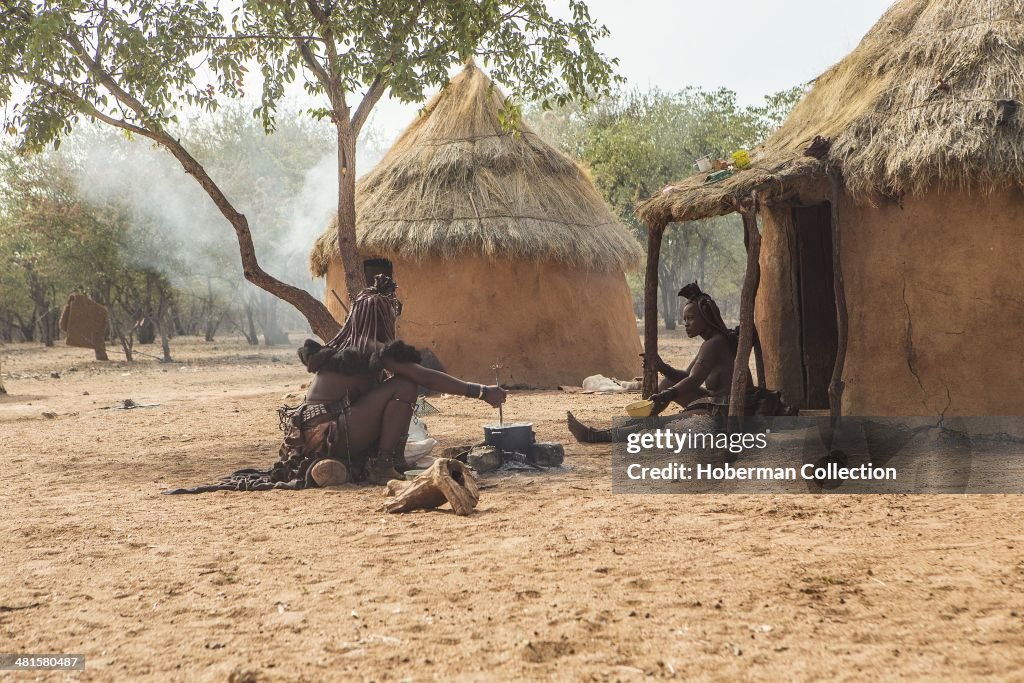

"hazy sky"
[366, 0, 896, 144]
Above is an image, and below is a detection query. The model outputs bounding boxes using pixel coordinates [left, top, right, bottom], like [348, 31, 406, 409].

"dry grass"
[638, 0, 1024, 226]
[311, 62, 642, 276]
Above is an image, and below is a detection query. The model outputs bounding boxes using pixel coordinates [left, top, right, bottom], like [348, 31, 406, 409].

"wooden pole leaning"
[642, 220, 666, 398]
[728, 192, 762, 418]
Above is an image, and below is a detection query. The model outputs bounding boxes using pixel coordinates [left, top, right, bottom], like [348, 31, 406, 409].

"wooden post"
[642, 222, 666, 398]
[741, 221, 767, 389]
[729, 195, 762, 417]
[828, 171, 850, 424]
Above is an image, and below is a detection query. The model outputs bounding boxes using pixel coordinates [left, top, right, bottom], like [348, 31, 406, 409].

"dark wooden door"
[793, 204, 838, 410]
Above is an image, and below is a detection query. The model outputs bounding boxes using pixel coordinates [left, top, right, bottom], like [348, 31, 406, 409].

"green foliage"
[1, 0, 242, 150]
[0, 0, 622, 324]
[529, 84, 802, 325]
[240, 0, 621, 131]
[749, 84, 807, 143]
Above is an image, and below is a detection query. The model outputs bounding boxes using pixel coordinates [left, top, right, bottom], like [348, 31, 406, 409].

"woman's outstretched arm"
[383, 359, 508, 408]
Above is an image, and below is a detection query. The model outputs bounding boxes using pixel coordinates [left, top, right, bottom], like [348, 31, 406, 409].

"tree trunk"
[642, 224, 666, 398]
[39, 306, 55, 347]
[115, 328, 133, 362]
[203, 276, 218, 341]
[729, 202, 762, 418]
[257, 295, 289, 346]
[154, 315, 172, 363]
[13, 312, 34, 342]
[335, 126, 364, 301]
[244, 304, 259, 346]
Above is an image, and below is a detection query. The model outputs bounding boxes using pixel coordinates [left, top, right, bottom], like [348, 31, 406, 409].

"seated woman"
[567, 283, 748, 443]
[279, 275, 507, 486]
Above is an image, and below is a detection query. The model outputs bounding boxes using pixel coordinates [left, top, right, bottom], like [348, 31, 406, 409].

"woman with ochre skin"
[566, 283, 745, 443]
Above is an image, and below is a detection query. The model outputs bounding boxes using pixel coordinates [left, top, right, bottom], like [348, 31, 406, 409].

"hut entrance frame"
[641, 184, 849, 420]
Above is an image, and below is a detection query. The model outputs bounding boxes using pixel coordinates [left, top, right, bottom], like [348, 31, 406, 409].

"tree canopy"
[1, 0, 621, 338]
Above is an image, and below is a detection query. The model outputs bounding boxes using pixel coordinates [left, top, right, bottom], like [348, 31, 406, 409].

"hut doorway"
[793, 203, 838, 409]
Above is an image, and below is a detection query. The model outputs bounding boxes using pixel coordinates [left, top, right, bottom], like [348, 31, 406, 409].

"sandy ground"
[1, 332, 1023, 682]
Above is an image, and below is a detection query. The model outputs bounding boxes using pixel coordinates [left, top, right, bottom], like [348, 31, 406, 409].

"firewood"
[382, 458, 480, 516]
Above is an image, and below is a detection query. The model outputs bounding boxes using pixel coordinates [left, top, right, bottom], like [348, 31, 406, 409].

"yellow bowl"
[625, 399, 654, 417]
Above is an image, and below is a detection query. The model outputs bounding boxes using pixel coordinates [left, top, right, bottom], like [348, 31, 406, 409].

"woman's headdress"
[326, 274, 402, 352]
[678, 282, 737, 353]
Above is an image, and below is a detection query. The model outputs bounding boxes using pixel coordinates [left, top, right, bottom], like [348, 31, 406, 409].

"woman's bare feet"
[566, 411, 612, 443]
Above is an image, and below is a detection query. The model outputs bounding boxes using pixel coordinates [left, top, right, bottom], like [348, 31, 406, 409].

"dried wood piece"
[383, 458, 480, 516]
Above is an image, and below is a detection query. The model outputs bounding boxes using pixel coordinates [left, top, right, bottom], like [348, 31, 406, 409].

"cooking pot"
[484, 422, 535, 452]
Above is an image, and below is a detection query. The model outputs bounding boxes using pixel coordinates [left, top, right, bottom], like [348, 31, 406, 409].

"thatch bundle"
[638, 0, 1024, 225]
[310, 62, 642, 275]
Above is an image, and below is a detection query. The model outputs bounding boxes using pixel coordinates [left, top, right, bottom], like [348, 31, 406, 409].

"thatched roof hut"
[637, 0, 1024, 416]
[311, 62, 643, 386]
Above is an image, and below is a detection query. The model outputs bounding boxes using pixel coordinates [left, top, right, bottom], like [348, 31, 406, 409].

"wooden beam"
[642, 222, 666, 398]
[729, 195, 762, 417]
[828, 171, 850, 423]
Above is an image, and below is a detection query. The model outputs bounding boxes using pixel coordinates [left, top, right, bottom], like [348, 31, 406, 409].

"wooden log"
[828, 171, 850, 424]
[642, 222, 666, 398]
[383, 458, 480, 516]
[729, 196, 762, 417]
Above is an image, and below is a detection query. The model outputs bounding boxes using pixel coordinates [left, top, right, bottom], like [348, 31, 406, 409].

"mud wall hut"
[310, 63, 642, 387]
[637, 0, 1024, 416]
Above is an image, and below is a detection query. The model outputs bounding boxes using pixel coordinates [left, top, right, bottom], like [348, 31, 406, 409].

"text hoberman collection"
[626, 462, 899, 482]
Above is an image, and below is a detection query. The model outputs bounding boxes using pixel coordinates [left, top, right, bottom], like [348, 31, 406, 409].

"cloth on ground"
[162, 402, 349, 494]
[581, 374, 643, 393]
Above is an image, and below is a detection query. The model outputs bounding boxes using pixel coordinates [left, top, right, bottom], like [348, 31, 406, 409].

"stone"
[467, 445, 502, 473]
[528, 442, 564, 467]
[442, 444, 478, 461]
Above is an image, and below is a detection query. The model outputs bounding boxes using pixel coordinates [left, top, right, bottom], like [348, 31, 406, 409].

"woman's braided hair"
[326, 274, 402, 353]
[298, 275, 414, 374]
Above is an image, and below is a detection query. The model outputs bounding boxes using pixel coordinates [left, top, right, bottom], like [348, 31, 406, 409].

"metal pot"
[484, 422, 535, 452]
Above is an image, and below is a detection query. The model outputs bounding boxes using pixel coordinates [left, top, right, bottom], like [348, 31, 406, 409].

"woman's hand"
[482, 385, 508, 408]
[649, 388, 676, 416]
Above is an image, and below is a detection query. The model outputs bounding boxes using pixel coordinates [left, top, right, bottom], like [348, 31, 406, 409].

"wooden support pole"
[729, 196, 762, 417]
[828, 171, 850, 424]
[742, 220, 767, 389]
[642, 222, 666, 398]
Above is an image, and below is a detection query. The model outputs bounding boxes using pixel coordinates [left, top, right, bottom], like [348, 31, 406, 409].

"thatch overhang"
[310, 62, 642, 277]
[638, 0, 1024, 228]
[636, 153, 827, 227]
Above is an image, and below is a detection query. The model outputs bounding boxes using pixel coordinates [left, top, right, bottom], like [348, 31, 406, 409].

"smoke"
[62, 112, 388, 314]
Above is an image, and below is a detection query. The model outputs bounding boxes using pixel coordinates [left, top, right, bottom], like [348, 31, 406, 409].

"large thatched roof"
[638, 0, 1024, 226]
[310, 63, 642, 276]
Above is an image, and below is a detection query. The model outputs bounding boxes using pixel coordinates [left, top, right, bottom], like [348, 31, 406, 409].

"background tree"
[530, 85, 801, 327]
[243, 0, 621, 301]
[1, 0, 619, 339]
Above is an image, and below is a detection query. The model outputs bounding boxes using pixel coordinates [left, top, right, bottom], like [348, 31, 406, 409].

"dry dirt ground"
[1, 332, 1023, 682]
